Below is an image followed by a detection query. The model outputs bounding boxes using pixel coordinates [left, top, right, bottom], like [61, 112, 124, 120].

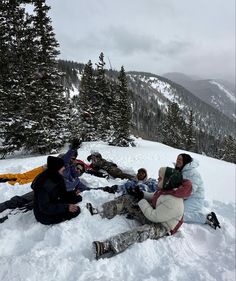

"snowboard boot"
[206, 212, 221, 229]
[86, 203, 98, 215]
[92, 240, 113, 259]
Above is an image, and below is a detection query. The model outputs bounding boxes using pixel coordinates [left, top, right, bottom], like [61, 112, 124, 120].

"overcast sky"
[47, 0, 235, 84]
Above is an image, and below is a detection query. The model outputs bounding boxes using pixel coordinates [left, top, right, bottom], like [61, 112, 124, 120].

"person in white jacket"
[88, 167, 192, 259]
[175, 153, 220, 229]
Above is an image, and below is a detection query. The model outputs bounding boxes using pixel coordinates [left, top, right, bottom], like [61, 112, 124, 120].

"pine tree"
[160, 102, 186, 149]
[184, 109, 196, 151]
[94, 52, 112, 140]
[77, 60, 98, 140]
[219, 135, 236, 163]
[110, 66, 132, 146]
[0, 0, 29, 156]
[22, 0, 69, 154]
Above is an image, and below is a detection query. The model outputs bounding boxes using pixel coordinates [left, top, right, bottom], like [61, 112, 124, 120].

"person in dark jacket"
[31, 156, 82, 225]
[87, 152, 135, 180]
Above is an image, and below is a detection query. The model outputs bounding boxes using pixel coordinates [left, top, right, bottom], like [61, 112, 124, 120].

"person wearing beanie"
[175, 153, 220, 229]
[31, 156, 82, 225]
[87, 167, 192, 259]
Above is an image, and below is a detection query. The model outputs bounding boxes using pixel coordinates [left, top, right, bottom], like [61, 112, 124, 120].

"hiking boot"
[92, 241, 113, 259]
[86, 203, 98, 215]
[206, 212, 221, 229]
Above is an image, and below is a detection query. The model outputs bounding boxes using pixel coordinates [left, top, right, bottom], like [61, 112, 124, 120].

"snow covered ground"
[0, 139, 235, 281]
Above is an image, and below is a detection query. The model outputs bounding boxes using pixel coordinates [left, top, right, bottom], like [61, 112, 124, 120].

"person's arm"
[138, 195, 182, 223]
[62, 148, 77, 166]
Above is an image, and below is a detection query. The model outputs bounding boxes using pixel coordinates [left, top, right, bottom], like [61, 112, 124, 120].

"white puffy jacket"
[181, 158, 205, 199]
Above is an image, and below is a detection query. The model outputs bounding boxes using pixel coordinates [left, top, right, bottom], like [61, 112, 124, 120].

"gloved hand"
[70, 138, 82, 150]
[127, 186, 144, 200]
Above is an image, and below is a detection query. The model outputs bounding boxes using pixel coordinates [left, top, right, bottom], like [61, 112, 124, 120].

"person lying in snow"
[101, 168, 157, 194]
[32, 156, 81, 225]
[86, 167, 192, 259]
[175, 153, 221, 229]
[87, 152, 135, 180]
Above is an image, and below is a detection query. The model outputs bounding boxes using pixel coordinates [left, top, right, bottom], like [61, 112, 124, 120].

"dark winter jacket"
[31, 170, 82, 225]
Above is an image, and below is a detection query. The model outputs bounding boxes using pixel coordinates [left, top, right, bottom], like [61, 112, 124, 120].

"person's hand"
[69, 204, 79, 213]
[127, 186, 144, 200]
[75, 189, 80, 196]
[70, 138, 82, 150]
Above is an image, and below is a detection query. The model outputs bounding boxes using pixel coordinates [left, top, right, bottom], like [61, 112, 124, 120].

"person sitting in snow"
[175, 153, 221, 229]
[101, 168, 157, 194]
[86, 167, 192, 259]
[32, 156, 81, 225]
[87, 152, 135, 180]
[0, 140, 90, 219]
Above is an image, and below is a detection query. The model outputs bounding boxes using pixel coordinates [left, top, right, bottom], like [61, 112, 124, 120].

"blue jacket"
[117, 178, 157, 195]
[181, 158, 205, 199]
[62, 149, 90, 192]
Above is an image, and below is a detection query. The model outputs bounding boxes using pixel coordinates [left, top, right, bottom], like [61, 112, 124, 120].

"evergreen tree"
[94, 52, 112, 140]
[77, 60, 98, 140]
[184, 109, 196, 151]
[219, 135, 236, 163]
[22, 0, 69, 154]
[110, 66, 132, 146]
[0, 0, 30, 156]
[160, 102, 186, 149]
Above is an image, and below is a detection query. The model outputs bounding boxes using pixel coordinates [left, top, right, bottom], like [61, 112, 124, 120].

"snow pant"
[107, 223, 167, 254]
[100, 195, 168, 254]
[184, 197, 206, 224]
[0, 191, 34, 213]
[101, 195, 149, 224]
[107, 167, 134, 180]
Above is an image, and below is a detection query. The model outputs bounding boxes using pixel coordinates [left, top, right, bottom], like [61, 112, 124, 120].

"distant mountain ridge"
[162, 72, 236, 120]
[58, 61, 236, 146]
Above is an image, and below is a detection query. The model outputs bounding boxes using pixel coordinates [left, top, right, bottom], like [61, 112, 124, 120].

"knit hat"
[158, 167, 183, 190]
[179, 153, 192, 168]
[87, 152, 102, 162]
[47, 156, 64, 172]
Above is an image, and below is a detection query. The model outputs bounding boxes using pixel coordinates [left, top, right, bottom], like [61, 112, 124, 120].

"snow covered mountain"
[126, 71, 235, 139]
[0, 139, 235, 281]
[163, 72, 236, 121]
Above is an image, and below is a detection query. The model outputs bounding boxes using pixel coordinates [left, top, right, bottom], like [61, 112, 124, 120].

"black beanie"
[179, 153, 192, 168]
[47, 156, 64, 172]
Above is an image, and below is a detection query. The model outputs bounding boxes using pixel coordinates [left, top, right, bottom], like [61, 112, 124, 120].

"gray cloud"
[47, 0, 235, 84]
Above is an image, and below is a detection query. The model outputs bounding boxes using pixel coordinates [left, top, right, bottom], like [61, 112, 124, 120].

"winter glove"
[102, 185, 118, 194]
[70, 138, 82, 150]
[127, 186, 144, 200]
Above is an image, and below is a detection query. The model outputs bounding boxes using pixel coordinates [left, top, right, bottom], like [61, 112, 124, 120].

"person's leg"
[101, 195, 135, 219]
[108, 167, 134, 180]
[93, 223, 167, 258]
[184, 197, 206, 224]
[0, 191, 34, 212]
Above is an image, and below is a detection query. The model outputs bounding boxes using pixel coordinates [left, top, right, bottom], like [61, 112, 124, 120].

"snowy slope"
[0, 139, 235, 281]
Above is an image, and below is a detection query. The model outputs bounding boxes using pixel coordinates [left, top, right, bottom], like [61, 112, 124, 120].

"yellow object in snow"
[0, 166, 45, 185]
